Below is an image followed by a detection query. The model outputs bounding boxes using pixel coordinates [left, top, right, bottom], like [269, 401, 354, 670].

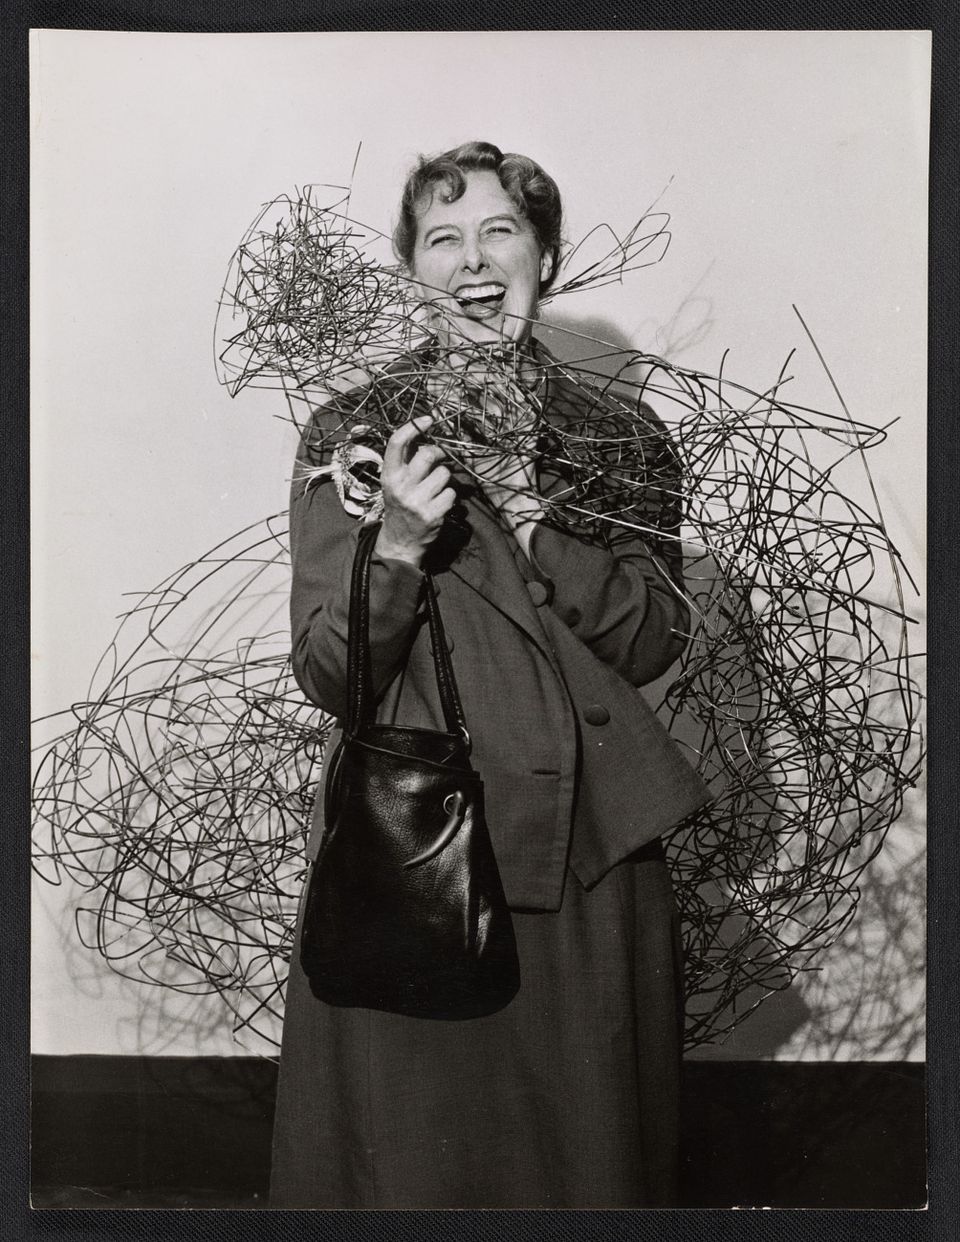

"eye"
[484, 224, 514, 237]
[428, 233, 458, 247]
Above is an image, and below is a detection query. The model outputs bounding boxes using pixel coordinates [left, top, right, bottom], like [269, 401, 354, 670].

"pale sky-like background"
[31, 29, 929, 1059]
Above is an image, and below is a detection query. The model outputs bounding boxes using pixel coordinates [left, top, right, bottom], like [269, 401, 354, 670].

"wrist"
[374, 529, 426, 569]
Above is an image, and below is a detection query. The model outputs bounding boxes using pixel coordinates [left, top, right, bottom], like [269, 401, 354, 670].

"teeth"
[456, 284, 505, 302]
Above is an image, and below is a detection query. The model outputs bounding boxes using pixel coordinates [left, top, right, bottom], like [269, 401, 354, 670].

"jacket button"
[526, 579, 552, 606]
[583, 704, 610, 726]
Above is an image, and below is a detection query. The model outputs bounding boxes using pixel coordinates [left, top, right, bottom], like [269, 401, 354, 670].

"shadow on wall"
[542, 261, 717, 367]
[697, 733, 925, 1061]
[34, 879, 251, 1055]
[777, 781, 926, 1062]
[539, 313, 924, 1063]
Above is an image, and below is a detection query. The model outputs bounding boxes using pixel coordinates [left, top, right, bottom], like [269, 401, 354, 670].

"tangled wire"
[32, 184, 922, 1049]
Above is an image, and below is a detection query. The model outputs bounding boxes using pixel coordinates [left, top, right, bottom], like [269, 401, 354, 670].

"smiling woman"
[268, 142, 709, 1208]
[403, 177, 547, 342]
[393, 141, 563, 348]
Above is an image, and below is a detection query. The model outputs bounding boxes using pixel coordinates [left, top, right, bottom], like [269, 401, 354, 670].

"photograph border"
[4, 2, 957, 1240]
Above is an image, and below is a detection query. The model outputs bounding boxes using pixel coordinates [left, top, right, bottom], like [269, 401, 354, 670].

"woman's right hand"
[375, 417, 457, 568]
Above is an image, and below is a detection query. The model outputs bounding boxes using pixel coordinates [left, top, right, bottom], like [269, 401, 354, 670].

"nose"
[460, 234, 488, 273]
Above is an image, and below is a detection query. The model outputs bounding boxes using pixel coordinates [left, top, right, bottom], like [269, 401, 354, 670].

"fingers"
[382, 415, 435, 471]
[407, 443, 447, 483]
[416, 460, 451, 498]
[377, 416, 458, 561]
[381, 417, 453, 495]
[422, 484, 458, 524]
[385, 459, 451, 521]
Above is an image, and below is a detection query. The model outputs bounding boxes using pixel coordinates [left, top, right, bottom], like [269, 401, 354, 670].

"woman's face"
[410, 169, 546, 347]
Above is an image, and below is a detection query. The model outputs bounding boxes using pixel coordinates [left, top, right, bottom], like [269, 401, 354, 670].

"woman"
[270, 141, 710, 1209]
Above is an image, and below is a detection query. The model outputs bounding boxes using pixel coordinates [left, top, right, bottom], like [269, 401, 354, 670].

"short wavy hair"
[393, 141, 564, 294]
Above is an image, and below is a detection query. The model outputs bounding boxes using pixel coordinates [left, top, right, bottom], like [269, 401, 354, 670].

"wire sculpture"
[32, 184, 922, 1050]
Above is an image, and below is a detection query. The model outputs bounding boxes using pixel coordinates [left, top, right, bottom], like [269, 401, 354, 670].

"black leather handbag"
[299, 522, 520, 1020]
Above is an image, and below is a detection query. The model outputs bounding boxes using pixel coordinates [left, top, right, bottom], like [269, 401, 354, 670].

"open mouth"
[454, 283, 506, 318]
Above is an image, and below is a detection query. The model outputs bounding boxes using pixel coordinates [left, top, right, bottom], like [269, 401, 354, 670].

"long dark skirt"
[269, 842, 684, 1209]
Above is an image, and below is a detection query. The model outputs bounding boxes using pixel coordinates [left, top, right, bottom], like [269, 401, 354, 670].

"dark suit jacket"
[289, 352, 710, 910]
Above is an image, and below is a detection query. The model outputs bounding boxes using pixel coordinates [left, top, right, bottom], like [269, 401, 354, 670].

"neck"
[432, 336, 540, 383]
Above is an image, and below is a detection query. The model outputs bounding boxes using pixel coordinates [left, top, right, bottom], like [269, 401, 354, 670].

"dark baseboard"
[31, 1055, 277, 1210]
[679, 1060, 926, 1209]
[30, 1055, 925, 1209]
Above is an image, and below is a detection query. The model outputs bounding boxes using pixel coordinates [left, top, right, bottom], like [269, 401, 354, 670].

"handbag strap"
[346, 522, 470, 747]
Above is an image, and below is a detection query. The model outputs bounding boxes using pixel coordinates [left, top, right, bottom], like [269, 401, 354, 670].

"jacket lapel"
[447, 495, 554, 657]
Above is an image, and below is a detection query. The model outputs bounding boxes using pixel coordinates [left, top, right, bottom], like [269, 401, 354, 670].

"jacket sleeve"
[289, 408, 425, 721]
[526, 404, 690, 688]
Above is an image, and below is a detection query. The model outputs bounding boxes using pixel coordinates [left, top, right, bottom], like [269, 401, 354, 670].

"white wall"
[31, 30, 928, 1058]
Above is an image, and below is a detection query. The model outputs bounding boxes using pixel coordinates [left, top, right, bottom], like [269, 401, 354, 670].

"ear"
[539, 249, 554, 287]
